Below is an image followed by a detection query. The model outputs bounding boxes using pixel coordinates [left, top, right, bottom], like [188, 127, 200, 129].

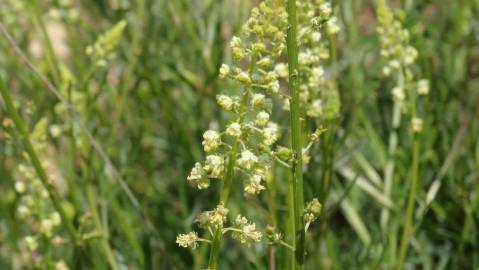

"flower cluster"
[304, 198, 322, 223]
[86, 20, 127, 67]
[179, 0, 338, 250]
[4, 117, 69, 268]
[186, 0, 292, 196]
[178, 205, 262, 249]
[176, 232, 199, 249]
[196, 204, 229, 229]
[231, 215, 263, 244]
[47, 0, 80, 23]
[377, 0, 428, 132]
[279, 1, 341, 123]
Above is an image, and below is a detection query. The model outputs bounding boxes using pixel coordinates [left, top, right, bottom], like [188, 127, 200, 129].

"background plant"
[0, 0, 478, 269]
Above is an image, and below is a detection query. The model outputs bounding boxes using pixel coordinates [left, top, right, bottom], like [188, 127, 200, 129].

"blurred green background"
[0, 0, 478, 269]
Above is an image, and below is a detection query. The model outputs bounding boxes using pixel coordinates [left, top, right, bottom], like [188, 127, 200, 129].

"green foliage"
[0, 0, 478, 269]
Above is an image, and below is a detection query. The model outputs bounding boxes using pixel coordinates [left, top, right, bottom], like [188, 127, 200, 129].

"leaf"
[339, 167, 394, 209]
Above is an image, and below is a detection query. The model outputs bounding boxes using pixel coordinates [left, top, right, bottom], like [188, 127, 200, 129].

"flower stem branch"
[207, 52, 258, 270]
[397, 68, 421, 270]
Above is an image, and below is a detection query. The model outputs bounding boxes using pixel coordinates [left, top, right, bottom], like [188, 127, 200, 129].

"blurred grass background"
[0, 0, 478, 269]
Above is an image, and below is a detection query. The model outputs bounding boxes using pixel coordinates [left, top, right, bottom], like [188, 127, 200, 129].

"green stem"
[207, 140, 238, 270]
[207, 51, 258, 270]
[287, 170, 297, 269]
[286, 0, 305, 269]
[86, 185, 119, 270]
[397, 66, 420, 269]
[380, 72, 404, 230]
[396, 137, 419, 269]
[0, 77, 79, 244]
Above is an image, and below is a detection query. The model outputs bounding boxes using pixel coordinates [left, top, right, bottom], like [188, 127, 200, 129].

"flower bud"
[251, 93, 266, 107]
[411, 117, 423, 133]
[416, 79, 429, 95]
[255, 111, 270, 126]
[202, 130, 221, 152]
[219, 64, 231, 79]
[392, 86, 405, 102]
[217, 95, 234, 111]
[226, 122, 242, 138]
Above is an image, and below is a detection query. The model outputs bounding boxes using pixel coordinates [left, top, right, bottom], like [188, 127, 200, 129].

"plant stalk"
[380, 72, 404, 230]
[207, 52, 258, 269]
[207, 140, 238, 270]
[396, 66, 420, 269]
[286, 0, 305, 269]
[396, 136, 419, 269]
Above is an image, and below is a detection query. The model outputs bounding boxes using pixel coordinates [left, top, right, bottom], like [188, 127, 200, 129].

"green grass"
[0, 0, 478, 269]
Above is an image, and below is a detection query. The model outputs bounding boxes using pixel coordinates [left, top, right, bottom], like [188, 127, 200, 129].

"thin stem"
[207, 52, 258, 270]
[287, 170, 296, 269]
[397, 66, 420, 269]
[0, 77, 79, 244]
[207, 141, 238, 270]
[286, 0, 305, 269]
[86, 185, 119, 270]
[396, 136, 419, 269]
[380, 72, 404, 230]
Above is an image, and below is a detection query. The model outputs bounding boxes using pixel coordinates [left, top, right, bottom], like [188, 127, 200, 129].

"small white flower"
[274, 63, 288, 78]
[326, 17, 341, 34]
[17, 205, 29, 218]
[41, 218, 54, 237]
[404, 46, 418, 65]
[299, 51, 312, 65]
[219, 64, 230, 79]
[319, 3, 332, 18]
[411, 117, 423, 133]
[383, 66, 392, 77]
[176, 232, 199, 249]
[232, 47, 244, 60]
[389, 59, 401, 69]
[55, 260, 69, 270]
[262, 123, 280, 146]
[252, 42, 266, 53]
[392, 86, 405, 101]
[312, 67, 324, 80]
[236, 72, 251, 84]
[417, 79, 430, 95]
[311, 32, 322, 42]
[49, 125, 62, 138]
[187, 163, 210, 189]
[217, 95, 234, 111]
[202, 130, 221, 152]
[268, 80, 280, 93]
[230, 36, 242, 49]
[237, 150, 258, 170]
[15, 181, 26, 193]
[204, 155, 224, 178]
[244, 174, 265, 194]
[226, 122, 242, 138]
[232, 215, 262, 244]
[257, 57, 272, 69]
[306, 99, 323, 117]
[24, 236, 38, 251]
[251, 93, 265, 107]
[255, 111, 270, 126]
[51, 212, 61, 226]
[264, 71, 278, 82]
[210, 204, 229, 227]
